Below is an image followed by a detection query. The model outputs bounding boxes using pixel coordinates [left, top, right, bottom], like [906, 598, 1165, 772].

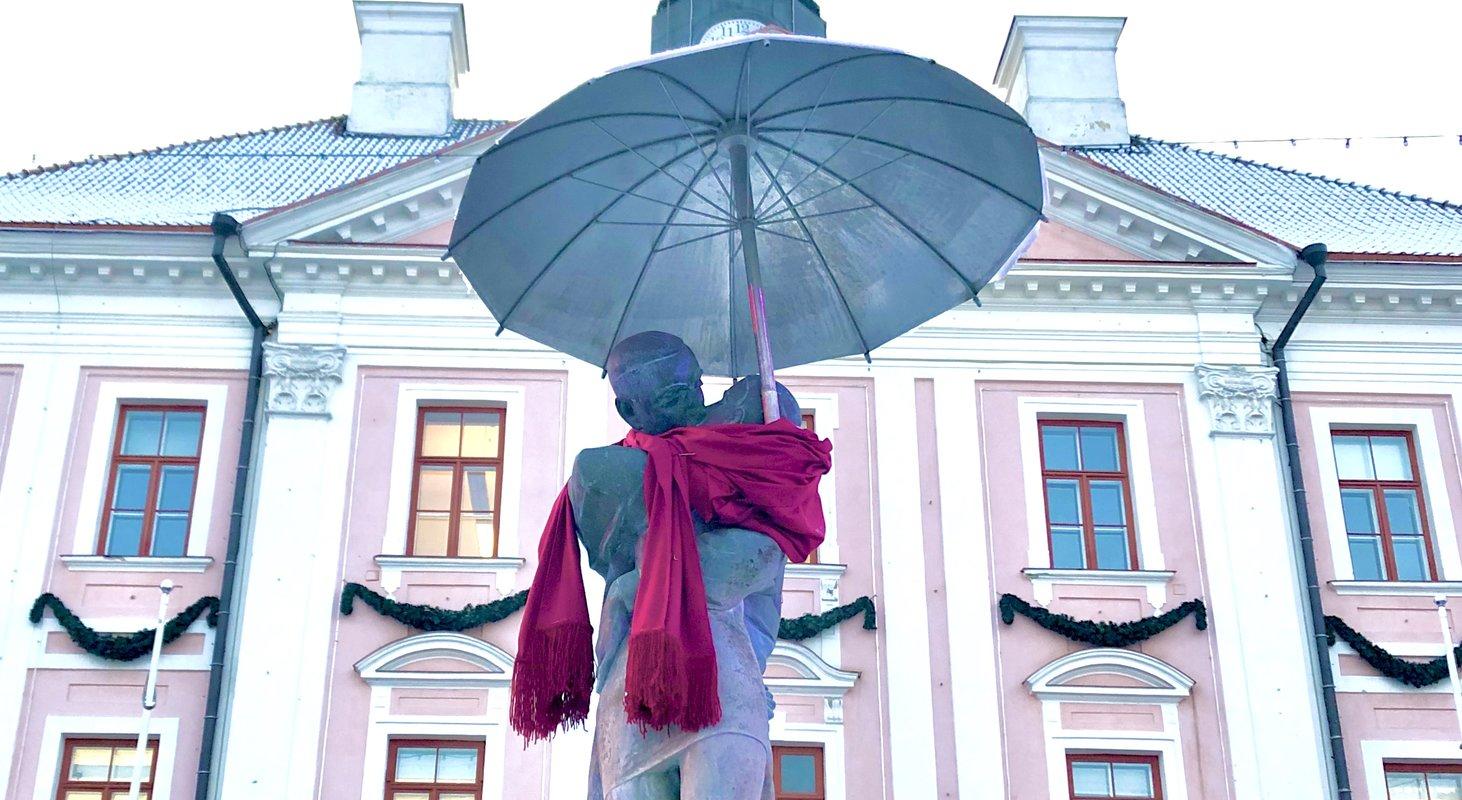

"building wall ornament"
[263, 343, 347, 418]
[1195, 364, 1279, 437]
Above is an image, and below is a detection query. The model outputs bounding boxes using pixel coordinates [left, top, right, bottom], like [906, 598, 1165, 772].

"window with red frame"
[384, 739, 485, 800]
[1332, 430, 1436, 581]
[408, 408, 505, 558]
[773, 744, 824, 799]
[1386, 762, 1462, 799]
[55, 737, 157, 800]
[99, 405, 205, 557]
[1039, 420, 1138, 570]
[1067, 753, 1163, 799]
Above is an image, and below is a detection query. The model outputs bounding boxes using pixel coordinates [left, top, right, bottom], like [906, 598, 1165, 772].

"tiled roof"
[1068, 137, 1462, 256]
[0, 117, 507, 228]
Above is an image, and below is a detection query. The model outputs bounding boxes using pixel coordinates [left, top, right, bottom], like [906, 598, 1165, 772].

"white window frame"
[766, 641, 857, 800]
[1361, 739, 1462, 800]
[32, 715, 179, 800]
[1307, 405, 1462, 582]
[70, 381, 231, 562]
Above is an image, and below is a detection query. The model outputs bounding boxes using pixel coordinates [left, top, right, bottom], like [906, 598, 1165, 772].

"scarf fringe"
[509, 621, 595, 743]
[623, 629, 721, 733]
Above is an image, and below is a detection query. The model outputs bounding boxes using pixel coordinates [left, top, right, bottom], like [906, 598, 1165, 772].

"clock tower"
[650, 0, 827, 53]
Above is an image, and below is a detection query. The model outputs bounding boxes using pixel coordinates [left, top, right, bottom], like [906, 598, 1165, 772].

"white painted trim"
[1330, 638, 1454, 694]
[1361, 739, 1462, 799]
[767, 721, 846, 800]
[1022, 567, 1177, 611]
[765, 643, 856, 800]
[372, 555, 524, 598]
[1016, 396, 1165, 572]
[355, 631, 514, 689]
[795, 391, 842, 565]
[1041, 725, 1189, 800]
[1307, 404, 1462, 580]
[358, 715, 508, 800]
[32, 714, 180, 800]
[1330, 579, 1462, 597]
[382, 384, 527, 560]
[1027, 647, 1195, 704]
[59, 555, 213, 573]
[72, 381, 230, 558]
[29, 615, 214, 672]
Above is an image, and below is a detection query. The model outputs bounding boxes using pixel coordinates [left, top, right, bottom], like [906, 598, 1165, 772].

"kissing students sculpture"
[510, 331, 830, 799]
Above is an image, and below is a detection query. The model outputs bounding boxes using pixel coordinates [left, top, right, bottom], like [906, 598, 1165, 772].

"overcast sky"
[2, 0, 1458, 202]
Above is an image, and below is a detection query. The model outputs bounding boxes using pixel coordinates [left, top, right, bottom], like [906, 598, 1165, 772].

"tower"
[650, 0, 827, 53]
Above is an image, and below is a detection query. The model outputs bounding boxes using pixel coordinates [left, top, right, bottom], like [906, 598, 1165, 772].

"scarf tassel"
[509, 621, 595, 743]
[623, 629, 722, 733]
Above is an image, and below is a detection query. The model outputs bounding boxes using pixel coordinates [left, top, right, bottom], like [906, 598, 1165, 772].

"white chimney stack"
[994, 16, 1130, 147]
[348, 1, 469, 137]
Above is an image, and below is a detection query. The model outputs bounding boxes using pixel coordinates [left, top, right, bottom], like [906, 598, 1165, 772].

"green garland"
[1325, 615, 1458, 689]
[28, 593, 220, 662]
[998, 593, 1207, 647]
[778, 596, 877, 640]
[340, 582, 528, 632]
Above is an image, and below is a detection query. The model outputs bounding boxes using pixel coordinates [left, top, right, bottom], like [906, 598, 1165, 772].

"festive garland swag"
[998, 593, 1207, 647]
[29, 593, 220, 662]
[1325, 615, 1458, 689]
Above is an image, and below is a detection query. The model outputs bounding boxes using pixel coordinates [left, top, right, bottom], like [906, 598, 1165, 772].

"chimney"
[994, 16, 1129, 147]
[348, 1, 469, 137]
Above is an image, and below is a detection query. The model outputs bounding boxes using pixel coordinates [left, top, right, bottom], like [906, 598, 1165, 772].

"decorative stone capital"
[263, 343, 346, 418]
[1194, 364, 1279, 437]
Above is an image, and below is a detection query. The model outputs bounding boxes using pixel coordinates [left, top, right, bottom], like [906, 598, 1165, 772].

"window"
[1067, 754, 1163, 799]
[55, 738, 157, 800]
[407, 408, 505, 557]
[1386, 763, 1462, 799]
[800, 411, 818, 564]
[1332, 430, 1436, 581]
[773, 744, 824, 800]
[1039, 420, 1137, 570]
[385, 739, 484, 800]
[99, 405, 205, 557]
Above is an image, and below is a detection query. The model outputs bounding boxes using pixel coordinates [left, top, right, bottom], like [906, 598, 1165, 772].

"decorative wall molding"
[263, 343, 347, 417]
[1195, 364, 1279, 436]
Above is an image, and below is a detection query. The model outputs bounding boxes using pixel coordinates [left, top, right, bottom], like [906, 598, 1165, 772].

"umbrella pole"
[728, 140, 782, 423]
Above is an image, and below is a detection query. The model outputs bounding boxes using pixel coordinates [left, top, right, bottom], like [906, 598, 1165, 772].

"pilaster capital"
[1194, 364, 1279, 437]
[263, 343, 347, 418]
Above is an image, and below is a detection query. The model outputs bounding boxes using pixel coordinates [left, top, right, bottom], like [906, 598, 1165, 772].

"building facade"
[2, 5, 1461, 800]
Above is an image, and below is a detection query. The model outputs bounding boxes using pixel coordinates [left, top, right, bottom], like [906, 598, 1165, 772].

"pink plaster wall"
[976, 381, 1234, 799]
[9, 367, 245, 800]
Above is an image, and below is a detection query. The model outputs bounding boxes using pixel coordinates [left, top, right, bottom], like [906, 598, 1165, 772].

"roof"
[0, 116, 507, 228]
[1067, 137, 1462, 257]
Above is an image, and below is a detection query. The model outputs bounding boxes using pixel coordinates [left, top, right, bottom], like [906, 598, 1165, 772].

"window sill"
[373, 555, 526, 596]
[1329, 580, 1462, 598]
[1021, 567, 1177, 610]
[785, 562, 847, 610]
[60, 555, 214, 573]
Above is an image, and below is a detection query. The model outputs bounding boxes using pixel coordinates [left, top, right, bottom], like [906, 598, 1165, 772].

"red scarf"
[509, 419, 832, 742]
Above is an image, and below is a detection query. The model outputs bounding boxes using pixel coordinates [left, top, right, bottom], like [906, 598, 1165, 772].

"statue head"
[705, 376, 803, 425]
[607, 331, 707, 435]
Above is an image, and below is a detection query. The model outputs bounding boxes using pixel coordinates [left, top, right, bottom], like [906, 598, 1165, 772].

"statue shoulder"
[573, 444, 646, 476]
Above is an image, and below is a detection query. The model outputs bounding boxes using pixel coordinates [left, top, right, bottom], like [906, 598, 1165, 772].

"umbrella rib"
[759, 125, 1044, 216]
[753, 67, 839, 216]
[590, 120, 730, 218]
[597, 220, 733, 228]
[759, 203, 876, 226]
[568, 173, 730, 223]
[756, 153, 909, 222]
[754, 95, 1028, 129]
[749, 52, 903, 119]
[493, 143, 705, 334]
[753, 152, 873, 361]
[754, 100, 899, 218]
[751, 225, 813, 245]
[656, 77, 734, 206]
[651, 228, 733, 253]
[630, 67, 727, 118]
[471, 112, 720, 163]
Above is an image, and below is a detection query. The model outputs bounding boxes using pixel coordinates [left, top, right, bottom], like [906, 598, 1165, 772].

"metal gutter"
[1270, 241, 1351, 799]
[195, 213, 268, 799]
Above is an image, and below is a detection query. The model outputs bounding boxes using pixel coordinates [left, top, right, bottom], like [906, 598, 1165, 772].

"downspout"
[1270, 242, 1351, 799]
[196, 213, 267, 800]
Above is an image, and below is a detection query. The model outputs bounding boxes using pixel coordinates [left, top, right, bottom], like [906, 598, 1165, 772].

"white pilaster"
[872, 373, 937, 797]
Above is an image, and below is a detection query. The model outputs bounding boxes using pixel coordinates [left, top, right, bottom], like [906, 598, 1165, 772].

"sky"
[2, 0, 1459, 202]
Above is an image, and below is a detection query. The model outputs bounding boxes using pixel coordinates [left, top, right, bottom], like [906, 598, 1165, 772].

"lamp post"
[130, 579, 173, 800]
[1435, 594, 1462, 748]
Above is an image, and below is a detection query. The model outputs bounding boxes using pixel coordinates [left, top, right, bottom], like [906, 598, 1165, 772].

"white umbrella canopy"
[449, 34, 1043, 413]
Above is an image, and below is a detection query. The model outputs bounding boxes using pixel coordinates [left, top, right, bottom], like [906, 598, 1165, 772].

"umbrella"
[449, 34, 1043, 421]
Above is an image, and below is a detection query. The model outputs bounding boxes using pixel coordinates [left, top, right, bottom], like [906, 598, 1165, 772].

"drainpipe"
[1270, 242, 1351, 799]
[196, 213, 267, 800]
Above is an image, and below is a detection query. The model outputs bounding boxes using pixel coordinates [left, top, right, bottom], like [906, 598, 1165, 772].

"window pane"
[105, 513, 145, 556]
[1094, 528, 1130, 570]
[61, 793, 104, 800]
[456, 514, 494, 558]
[1111, 763, 1154, 797]
[1332, 435, 1375, 479]
[1079, 427, 1120, 472]
[416, 466, 455, 512]
[394, 747, 437, 782]
[779, 753, 818, 793]
[1045, 479, 1082, 525]
[110, 746, 153, 782]
[1370, 436, 1413, 480]
[1089, 481, 1126, 526]
[1430, 773, 1462, 800]
[1393, 536, 1429, 581]
[412, 515, 450, 556]
[460, 467, 496, 513]
[461, 412, 502, 457]
[156, 466, 196, 511]
[389, 793, 431, 800]
[151, 514, 188, 557]
[438, 795, 476, 800]
[161, 411, 203, 456]
[1041, 426, 1079, 471]
[421, 412, 462, 457]
[1340, 489, 1378, 534]
[436, 748, 478, 783]
[1051, 527, 1086, 569]
[121, 411, 164, 456]
[1349, 535, 1385, 580]
[1384, 490, 1422, 536]
[113, 465, 153, 511]
[1071, 761, 1111, 796]
[1384, 772, 1425, 800]
[68, 746, 113, 781]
